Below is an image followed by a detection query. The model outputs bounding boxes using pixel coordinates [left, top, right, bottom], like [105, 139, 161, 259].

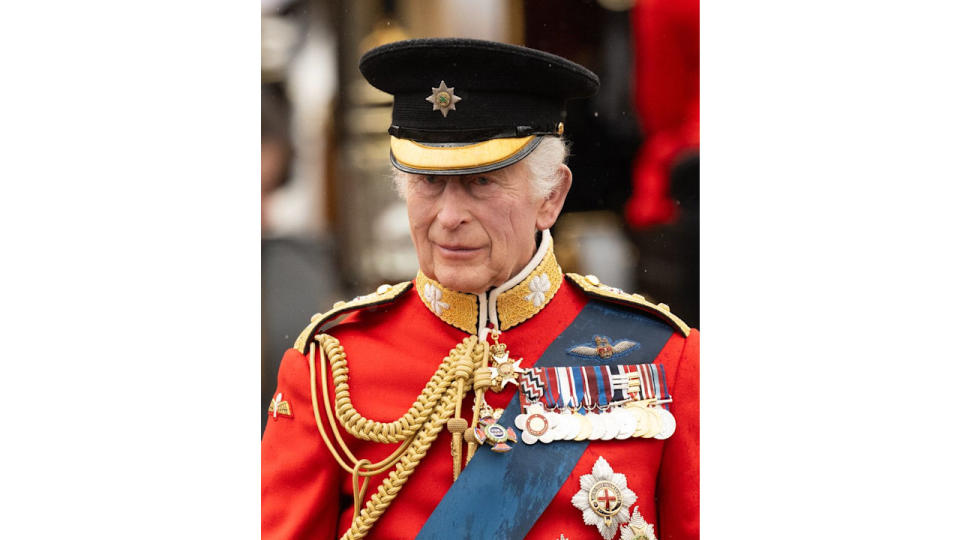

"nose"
[435, 179, 472, 230]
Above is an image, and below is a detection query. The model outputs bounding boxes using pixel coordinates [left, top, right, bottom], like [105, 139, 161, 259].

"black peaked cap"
[359, 38, 600, 144]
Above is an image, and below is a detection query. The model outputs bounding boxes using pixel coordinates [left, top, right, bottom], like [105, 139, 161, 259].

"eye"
[473, 176, 491, 186]
[425, 175, 439, 184]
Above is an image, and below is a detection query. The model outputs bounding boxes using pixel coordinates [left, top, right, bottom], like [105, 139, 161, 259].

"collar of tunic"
[414, 230, 564, 336]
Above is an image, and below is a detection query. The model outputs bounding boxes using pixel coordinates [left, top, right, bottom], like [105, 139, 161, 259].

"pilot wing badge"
[568, 336, 640, 360]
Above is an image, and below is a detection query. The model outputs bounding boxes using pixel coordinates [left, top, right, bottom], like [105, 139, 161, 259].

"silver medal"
[653, 407, 676, 440]
[613, 407, 636, 440]
[561, 411, 579, 440]
[587, 411, 605, 440]
[600, 411, 619, 441]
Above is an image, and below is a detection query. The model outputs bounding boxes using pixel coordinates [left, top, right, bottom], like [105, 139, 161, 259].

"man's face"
[404, 160, 557, 294]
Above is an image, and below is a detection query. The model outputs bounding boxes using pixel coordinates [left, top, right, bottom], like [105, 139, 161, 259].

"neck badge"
[571, 456, 637, 540]
[488, 330, 524, 392]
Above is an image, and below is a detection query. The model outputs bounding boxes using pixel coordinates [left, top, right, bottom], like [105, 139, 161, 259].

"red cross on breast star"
[571, 456, 637, 539]
[597, 488, 618, 510]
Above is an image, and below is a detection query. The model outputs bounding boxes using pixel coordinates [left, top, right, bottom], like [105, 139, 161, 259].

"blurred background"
[261, 0, 699, 432]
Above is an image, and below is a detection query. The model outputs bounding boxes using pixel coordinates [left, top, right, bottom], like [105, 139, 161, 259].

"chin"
[434, 268, 489, 294]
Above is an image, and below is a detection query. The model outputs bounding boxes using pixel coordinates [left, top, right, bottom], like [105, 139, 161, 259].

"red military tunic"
[262, 238, 699, 539]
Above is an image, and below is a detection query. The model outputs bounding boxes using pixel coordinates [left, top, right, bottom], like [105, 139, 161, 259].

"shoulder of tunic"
[292, 281, 413, 353]
[564, 272, 691, 337]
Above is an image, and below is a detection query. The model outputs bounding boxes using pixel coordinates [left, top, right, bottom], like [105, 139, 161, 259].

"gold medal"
[627, 405, 649, 437]
[645, 407, 663, 438]
[574, 412, 592, 441]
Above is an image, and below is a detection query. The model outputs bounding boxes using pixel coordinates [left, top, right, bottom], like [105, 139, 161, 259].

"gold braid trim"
[414, 271, 480, 334]
[326, 335, 459, 443]
[309, 333, 486, 540]
[565, 272, 691, 336]
[496, 240, 564, 331]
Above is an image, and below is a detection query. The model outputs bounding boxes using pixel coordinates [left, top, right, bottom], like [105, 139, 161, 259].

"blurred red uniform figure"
[625, 0, 700, 228]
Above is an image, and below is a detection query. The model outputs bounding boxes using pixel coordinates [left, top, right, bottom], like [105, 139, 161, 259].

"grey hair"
[391, 136, 570, 200]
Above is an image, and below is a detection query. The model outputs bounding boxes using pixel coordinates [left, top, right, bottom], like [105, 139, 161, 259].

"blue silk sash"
[416, 301, 675, 539]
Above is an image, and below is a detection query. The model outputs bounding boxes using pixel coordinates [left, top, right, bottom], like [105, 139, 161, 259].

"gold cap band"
[390, 135, 540, 175]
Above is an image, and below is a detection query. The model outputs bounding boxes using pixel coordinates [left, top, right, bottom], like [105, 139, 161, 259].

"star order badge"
[620, 507, 657, 540]
[425, 80, 461, 117]
[571, 456, 637, 540]
[267, 392, 292, 421]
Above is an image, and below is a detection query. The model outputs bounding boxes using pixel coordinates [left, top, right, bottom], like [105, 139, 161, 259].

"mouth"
[435, 243, 484, 259]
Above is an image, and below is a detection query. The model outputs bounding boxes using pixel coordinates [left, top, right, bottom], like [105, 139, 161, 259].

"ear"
[535, 164, 573, 231]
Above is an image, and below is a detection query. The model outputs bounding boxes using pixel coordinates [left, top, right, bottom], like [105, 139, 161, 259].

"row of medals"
[520, 399, 676, 443]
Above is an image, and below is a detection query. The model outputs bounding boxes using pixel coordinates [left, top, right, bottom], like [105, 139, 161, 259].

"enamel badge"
[267, 392, 292, 421]
[571, 456, 637, 540]
[473, 415, 518, 453]
[488, 330, 523, 392]
[514, 403, 560, 444]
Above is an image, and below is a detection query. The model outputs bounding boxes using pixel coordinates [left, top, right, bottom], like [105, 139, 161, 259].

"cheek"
[407, 203, 437, 266]
[406, 200, 433, 233]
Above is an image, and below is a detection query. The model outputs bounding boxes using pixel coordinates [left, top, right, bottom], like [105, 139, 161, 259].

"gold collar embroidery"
[415, 231, 564, 334]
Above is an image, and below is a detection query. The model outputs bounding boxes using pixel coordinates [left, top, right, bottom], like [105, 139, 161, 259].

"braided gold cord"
[311, 342, 413, 476]
[343, 374, 464, 540]
[325, 334, 463, 443]
[309, 333, 486, 540]
[465, 345, 491, 463]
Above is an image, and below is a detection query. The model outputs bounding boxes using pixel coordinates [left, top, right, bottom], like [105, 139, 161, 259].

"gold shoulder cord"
[308, 333, 491, 540]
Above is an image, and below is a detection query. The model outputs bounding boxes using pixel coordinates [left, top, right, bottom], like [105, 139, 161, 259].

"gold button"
[557, 122, 565, 135]
[333, 300, 346, 308]
[585, 274, 600, 286]
[310, 312, 323, 321]
[376, 284, 391, 295]
[658, 302, 670, 312]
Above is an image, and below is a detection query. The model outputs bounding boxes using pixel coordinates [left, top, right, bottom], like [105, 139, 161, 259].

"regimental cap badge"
[571, 456, 637, 540]
[267, 392, 292, 421]
[425, 80, 461, 117]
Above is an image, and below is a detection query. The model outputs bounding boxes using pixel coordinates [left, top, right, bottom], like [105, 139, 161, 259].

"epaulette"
[565, 272, 690, 337]
[293, 281, 413, 353]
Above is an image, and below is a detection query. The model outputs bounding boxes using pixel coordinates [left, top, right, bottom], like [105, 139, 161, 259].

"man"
[262, 38, 699, 540]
